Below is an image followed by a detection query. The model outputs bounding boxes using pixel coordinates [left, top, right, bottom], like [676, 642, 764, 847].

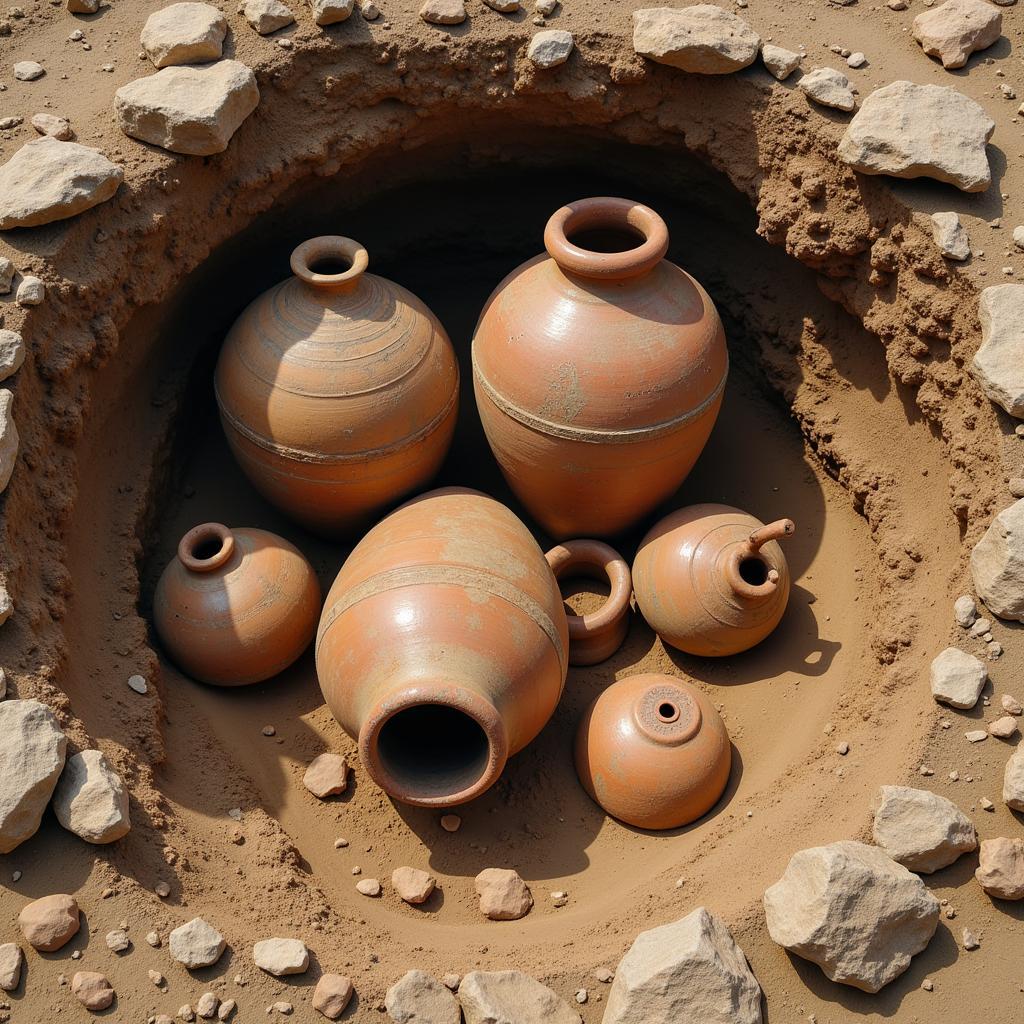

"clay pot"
[471, 197, 728, 539]
[154, 523, 321, 686]
[544, 540, 631, 666]
[575, 673, 731, 830]
[315, 487, 569, 807]
[633, 504, 795, 657]
[215, 236, 459, 536]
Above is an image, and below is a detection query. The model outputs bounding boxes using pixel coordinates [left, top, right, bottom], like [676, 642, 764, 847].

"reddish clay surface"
[574, 673, 732, 830]
[153, 522, 320, 686]
[633, 504, 795, 657]
[215, 236, 459, 537]
[471, 197, 728, 539]
[315, 487, 569, 807]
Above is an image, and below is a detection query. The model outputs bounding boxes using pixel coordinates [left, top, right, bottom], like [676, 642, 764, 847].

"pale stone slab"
[632, 5, 760, 74]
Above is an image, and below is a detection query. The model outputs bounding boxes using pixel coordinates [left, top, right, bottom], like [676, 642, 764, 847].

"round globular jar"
[471, 197, 728, 539]
[315, 488, 569, 808]
[575, 673, 731, 830]
[154, 523, 321, 686]
[215, 236, 459, 536]
[633, 504, 794, 657]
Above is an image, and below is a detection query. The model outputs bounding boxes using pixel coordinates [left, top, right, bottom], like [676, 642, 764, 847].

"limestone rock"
[0, 137, 122, 230]
[392, 866, 436, 904]
[974, 286, 1024, 417]
[872, 785, 976, 872]
[169, 918, 226, 969]
[356, 878, 381, 897]
[13, 62, 44, 82]
[0, 331, 24, 384]
[141, 3, 228, 68]
[484, 0, 520, 9]
[930, 646, 986, 708]
[989, 715, 1018, 738]
[760, 43, 801, 80]
[16, 277, 44, 306]
[603, 907, 763, 1024]
[196, 992, 218, 1018]
[971, 498, 1024, 620]
[0, 944, 22, 991]
[18, 894, 80, 951]
[527, 29, 574, 68]
[913, 0, 1001, 69]
[302, 752, 348, 798]
[31, 114, 73, 140]
[632, 6, 760, 74]
[0, 698, 67, 853]
[67, 0, 100, 11]
[1003, 693, 1023, 714]
[975, 836, 1024, 899]
[458, 971, 580, 1024]
[312, 974, 354, 1019]
[0, 258, 13, 295]
[253, 937, 308, 976]
[763, 840, 940, 992]
[837, 81, 994, 192]
[115, 60, 260, 157]
[53, 749, 131, 844]
[420, 0, 465, 23]
[243, 0, 295, 34]
[1004, 747, 1024, 809]
[72, 971, 114, 1011]
[797, 67, 856, 111]
[310, 0, 354, 22]
[932, 211, 971, 260]
[475, 868, 533, 920]
[386, 970, 460, 1024]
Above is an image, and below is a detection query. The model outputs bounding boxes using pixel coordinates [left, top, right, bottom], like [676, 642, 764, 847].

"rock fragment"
[0, 332, 24, 384]
[962, 928, 980, 949]
[527, 29, 573, 68]
[763, 840, 940, 992]
[971, 498, 1024, 620]
[115, 60, 260, 156]
[312, 974, 354, 1019]
[0, 698, 67, 853]
[420, 0, 465, 23]
[838, 81, 994, 192]
[0, 944, 22, 991]
[18, 894, 80, 951]
[912, 0, 1001, 69]
[386, 970, 461, 1024]
[632, 5, 760, 73]
[484, 0, 520, 9]
[302, 752, 348, 798]
[31, 114, 73, 140]
[218, 999, 236, 1022]
[141, 3, 228, 68]
[253, 938, 309, 976]
[196, 992, 219, 1018]
[974, 287, 1024, 418]
[0, 137, 123, 230]
[13, 62, 44, 82]
[872, 786, 976, 872]
[966, 728, 988, 743]
[1004, 747, 1024, 809]
[310, 0, 355, 23]
[976, 836, 1024, 899]
[475, 868, 533, 920]
[603, 907, 763, 1024]
[1002, 693, 1023, 715]
[15, 277, 44, 306]
[760, 43, 800, 80]
[169, 918, 226, 969]
[53, 749, 131, 844]
[392, 866, 436, 904]
[458, 971, 580, 1024]
[72, 971, 114, 1011]
[932, 212, 971, 260]
[930, 647, 986, 708]
[356, 878, 381, 897]
[798, 67, 856, 111]
[105, 928, 130, 952]
[0, 258, 13, 295]
[243, 0, 295, 33]
[67, 0, 100, 11]
[989, 715, 1018, 738]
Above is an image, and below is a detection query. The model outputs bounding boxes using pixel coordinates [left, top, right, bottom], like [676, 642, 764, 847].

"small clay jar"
[575, 673, 731, 830]
[633, 504, 794, 657]
[472, 197, 728, 538]
[544, 540, 631, 666]
[215, 236, 459, 536]
[316, 488, 569, 808]
[154, 523, 321, 686]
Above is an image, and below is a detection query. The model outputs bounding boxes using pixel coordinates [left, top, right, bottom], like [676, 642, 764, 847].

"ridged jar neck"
[290, 235, 369, 295]
[543, 197, 670, 281]
[358, 682, 509, 807]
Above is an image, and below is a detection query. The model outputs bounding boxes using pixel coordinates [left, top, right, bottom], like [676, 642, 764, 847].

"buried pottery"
[574, 673, 731, 830]
[154, 523, 320, 686]
[633, 504, 794, 656]
[316, 488, 569, 807]
[216, 236, 458, 536]
[471, 197, 727, 538]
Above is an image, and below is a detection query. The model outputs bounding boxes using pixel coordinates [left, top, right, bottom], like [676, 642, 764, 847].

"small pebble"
[962, 929, 980, 950]
[988, 716, 1018, 738]
[127, 674, 148, 694]
[922, 979, 934, 992]
[1001, 694, 1023, 715]
[356, 878, 381, 897]
[836, 742, 849, 755]
[594, 967, 613, 983]
[442, 973, 460, 990]
[148, 969, 164, 986]
[575, 989, 588, 1004]
[965, 730, 988, 743]
[440, 814, 461, 832]
[262, 725, 276, 736]
[105, 928, 130, 953]
[334, 837, 349, 848]
[980, 797, 994, 811]
[154, 881, 170, 898]
[146, 931, 161, 947]
[846, 51, 865, 68]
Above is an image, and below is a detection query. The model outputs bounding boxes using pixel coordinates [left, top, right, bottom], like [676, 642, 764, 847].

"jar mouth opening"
[178, 523, 235, 572]
[290, 235, 369, 288]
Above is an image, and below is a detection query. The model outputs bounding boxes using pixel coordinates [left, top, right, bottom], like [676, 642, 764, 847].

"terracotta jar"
[575, 673, 731, 830]
[315, 487, 569, 807]
[633, 504, 795, 657]
[154, 523, 321, 686]
[544, 540, 632, 666]
[471, 197, 728, 539]
[215, 236, 459, 536]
